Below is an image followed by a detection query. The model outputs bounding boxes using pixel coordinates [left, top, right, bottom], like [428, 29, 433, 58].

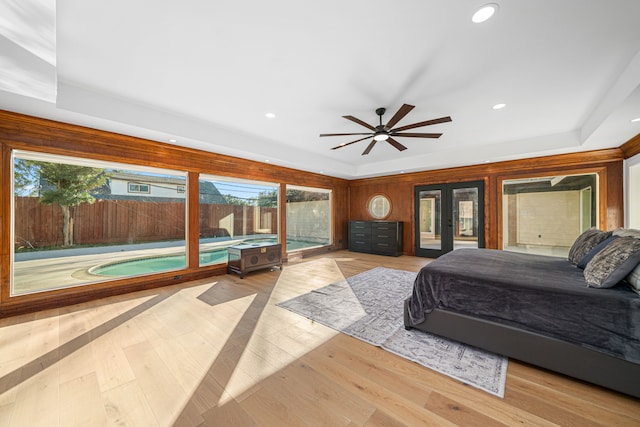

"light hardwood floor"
[0, 251, 638, 426]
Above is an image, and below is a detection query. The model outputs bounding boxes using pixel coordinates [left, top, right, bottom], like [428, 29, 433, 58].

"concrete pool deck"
[12, 236, 269, 294]
[12, 235, 327, 295]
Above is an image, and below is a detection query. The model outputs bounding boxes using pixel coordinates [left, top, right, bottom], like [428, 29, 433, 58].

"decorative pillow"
[583, 237, 640, 288]
[612, 228, 640, 239]
[577, 235, 618, 269]
[568, 228, 612, 266]
[627, 264, 640, 295]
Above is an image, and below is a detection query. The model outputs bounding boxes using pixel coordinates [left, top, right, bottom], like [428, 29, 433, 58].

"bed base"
[403, 300, 640, 398]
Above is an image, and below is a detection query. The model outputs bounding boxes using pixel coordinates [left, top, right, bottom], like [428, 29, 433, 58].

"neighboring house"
[93, 172, 227, 204]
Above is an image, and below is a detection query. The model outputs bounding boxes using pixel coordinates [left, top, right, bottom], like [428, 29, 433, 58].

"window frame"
[497, 167, 606, 253]
[127, 182, 151, 193]
[10, 149, 188, 296]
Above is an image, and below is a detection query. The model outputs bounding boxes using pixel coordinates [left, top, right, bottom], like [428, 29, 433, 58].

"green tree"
[223, 194, 253, 206]
[13, 159, 41, 196]
[257, 189, 278, 207]
[17, 160, 108, 247]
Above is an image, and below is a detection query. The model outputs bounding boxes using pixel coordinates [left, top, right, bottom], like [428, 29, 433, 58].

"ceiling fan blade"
[386, 137, 407, 151]
[343, 115, 376, 131]
[362, 140, 377, 155]
[330, 135, 372, 150]
[391, 132, 443, 138]
[385, 104, 415, 129]
[320, 132, 372, 137]
[390, 116, 452, 133]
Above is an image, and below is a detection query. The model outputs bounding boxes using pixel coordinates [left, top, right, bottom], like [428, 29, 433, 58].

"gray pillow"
[577, 235, 618, 269]
[612, 228, 640, 239]
[583, 237, 640, 288]
[568, 228, 612, 266]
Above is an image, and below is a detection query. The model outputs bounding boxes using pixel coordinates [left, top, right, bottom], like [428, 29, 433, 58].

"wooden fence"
[14, 197, 277, 249]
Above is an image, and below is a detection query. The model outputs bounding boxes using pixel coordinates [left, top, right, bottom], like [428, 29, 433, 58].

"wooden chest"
[227, 243, 283, 278]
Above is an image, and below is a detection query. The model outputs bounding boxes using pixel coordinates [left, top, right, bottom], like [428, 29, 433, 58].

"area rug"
[276, 267, 508, 397]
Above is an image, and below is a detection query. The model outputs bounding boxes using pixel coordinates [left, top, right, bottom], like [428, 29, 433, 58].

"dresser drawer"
[371, 229, 397, 241]
[349, 240, 372, 252]
[371, 221, 396, 231]
[350, 221, 371, 232]
[371, 241, 396, 255]
[350, 230, 371, 240]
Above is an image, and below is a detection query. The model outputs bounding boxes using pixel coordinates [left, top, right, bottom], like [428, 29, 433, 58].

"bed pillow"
[612, 228, 640, 239]
[568, 228, 612, 266]
[583, 236, 640, 288]
[577, 235, 619, 269]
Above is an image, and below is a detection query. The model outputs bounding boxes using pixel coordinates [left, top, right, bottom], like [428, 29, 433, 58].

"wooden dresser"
[349, 221, 403, 256]
[227, 243, 282, 278]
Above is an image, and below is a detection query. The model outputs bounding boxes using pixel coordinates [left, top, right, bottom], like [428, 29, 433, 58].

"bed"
[403, 233, 640, 398]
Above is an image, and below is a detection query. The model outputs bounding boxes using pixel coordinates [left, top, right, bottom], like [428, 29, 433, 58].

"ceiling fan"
[320, 104, 452, 155]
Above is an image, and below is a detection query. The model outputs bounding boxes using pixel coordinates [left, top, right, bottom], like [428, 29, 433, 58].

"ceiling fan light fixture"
[472, 3, 499, 23]
[320, 103, 452, 155]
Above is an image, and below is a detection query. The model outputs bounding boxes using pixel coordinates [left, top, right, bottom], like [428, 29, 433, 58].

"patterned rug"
[277, 267, 508, 397]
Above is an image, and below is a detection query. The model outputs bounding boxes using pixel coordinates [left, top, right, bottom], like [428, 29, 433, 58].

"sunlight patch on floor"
[217, 257, 346, 406]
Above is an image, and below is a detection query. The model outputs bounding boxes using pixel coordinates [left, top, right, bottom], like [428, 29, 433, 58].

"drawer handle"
[377, 243, 389, 246]
[377, 235, 388, 238]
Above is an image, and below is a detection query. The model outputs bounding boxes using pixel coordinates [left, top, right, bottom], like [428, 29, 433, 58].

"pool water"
[90, 250, 228, 276]
[90, 239, 325, 277]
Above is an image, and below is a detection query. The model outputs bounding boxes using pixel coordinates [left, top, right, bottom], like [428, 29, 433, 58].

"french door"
[414, 181, 484, 258]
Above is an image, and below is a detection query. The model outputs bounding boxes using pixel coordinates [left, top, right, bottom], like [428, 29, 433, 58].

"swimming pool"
[89, 239, 325, 277]
[89, 250, 229, 276]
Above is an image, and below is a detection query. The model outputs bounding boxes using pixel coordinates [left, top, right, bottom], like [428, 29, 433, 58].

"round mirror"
[368, 194, 391, 219]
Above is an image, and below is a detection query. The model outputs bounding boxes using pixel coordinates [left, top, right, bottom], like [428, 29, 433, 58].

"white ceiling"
[1, 0, 640, 179]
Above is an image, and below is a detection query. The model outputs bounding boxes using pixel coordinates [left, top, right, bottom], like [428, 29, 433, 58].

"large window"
[285, 185, 331, 251]
[502, 173, 598, 257]
[12, 150, 187, 295]
[198, 176, 279, 266]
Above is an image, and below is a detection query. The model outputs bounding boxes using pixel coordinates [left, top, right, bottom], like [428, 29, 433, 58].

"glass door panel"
[452, 186, 480, 250]
[415, 181, 484, 258]
[418, 189, 441, 251]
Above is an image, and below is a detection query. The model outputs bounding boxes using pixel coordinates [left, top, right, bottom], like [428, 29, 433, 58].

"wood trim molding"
[0, 109, 346, 188]
[349, 148, 625, 187]
[620, 132, 640, 159]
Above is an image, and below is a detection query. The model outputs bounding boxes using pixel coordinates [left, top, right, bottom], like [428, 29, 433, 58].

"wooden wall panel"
[0, 110, 349, 316]
[349, 151, 625, 256]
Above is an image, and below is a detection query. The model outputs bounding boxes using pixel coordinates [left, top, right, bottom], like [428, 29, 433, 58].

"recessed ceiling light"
[265, 112, 276, 119]
[168, 138, 177, 143]
[631, 117, 640, 123]
[472, 3, 499, 23]
[492, 103, 506, 110]
[265, 159, 270, 163]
